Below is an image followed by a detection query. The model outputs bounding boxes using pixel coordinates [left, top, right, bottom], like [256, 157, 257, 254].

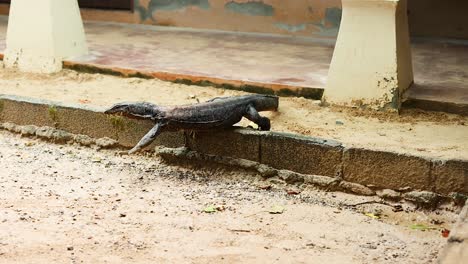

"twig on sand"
[346, 200, 398, 208]
[228, 229, 251, 233]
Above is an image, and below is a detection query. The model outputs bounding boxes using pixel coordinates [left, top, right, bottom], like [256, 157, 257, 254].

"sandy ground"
[0, 130, 459, 263]
[0, 67, 467, 160]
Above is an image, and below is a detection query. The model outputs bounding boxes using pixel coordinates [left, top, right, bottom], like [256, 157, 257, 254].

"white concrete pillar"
[4, 0, 88, 73]
[323, 0, 413, 111]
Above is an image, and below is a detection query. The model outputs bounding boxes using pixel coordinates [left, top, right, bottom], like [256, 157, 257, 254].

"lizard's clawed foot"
[128, 146, 141, 155]
[259, 117, 271, 131]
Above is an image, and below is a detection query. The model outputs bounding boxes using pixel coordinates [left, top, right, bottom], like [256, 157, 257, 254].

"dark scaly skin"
[104, 94, 279, 154]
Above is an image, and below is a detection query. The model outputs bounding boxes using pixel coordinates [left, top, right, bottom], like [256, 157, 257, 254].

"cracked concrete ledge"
[438, 201, 468, 263]
[1, 94, 467, 202]
[63, 62, 324, 100]
[158, 147, 468, 208]
[403, 98, 468, 117]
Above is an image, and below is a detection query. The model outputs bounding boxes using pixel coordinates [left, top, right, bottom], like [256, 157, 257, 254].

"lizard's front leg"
[129, 122, 164, 154]
[244, 105, 271, 131]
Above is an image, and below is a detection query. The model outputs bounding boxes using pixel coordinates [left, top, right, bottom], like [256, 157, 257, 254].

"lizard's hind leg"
[244, 105, 271, 131]
[129, 122, 164, 154]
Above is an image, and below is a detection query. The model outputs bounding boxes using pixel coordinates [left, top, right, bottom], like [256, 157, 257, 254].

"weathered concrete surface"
[402, 97, 468, 117]
[338, 181, 375, 196]
[403, 39, 468, 116]
[408, 0, 468, 40]
[404, 191, 442, 209]
[0, 95, 184, 148]
[438, 202, 468, 264]
[1, 94, 467, 197]
[324, 0, 413, 111]
[64, 20, 332, 99]
[433, 160, 468, 195]
[4, 0, 88, 73]
[260, 132, 343, 177]
[343, 148, 432, 191]
[186, 128, 261, 162]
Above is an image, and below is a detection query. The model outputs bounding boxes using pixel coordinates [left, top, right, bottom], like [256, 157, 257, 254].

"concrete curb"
[156, 146, 373, 196]
[151, 147, 456, 208]
[0, 94, 184, 149]
[1, 94, 467, 197]
[403, 98, 468, 117]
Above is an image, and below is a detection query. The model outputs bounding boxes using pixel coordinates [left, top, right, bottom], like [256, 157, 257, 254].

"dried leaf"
[228, 229, 251, 233]
[203, 205, 217, 213]
[410, 224, 437, 231]
[269, 205, 284, 214]
[91, 157, 102, 163]
[364, 213, 380, 219]
[441, 229, 450, 238]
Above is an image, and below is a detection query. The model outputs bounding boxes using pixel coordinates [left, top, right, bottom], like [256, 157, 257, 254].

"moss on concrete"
[127, 72, 153, 79]
[297, 88, 324, 100]
[64, 63, 124, 77]
[48, 105, 58, 122]
[239, 84, 275, 95]
[108, 115, 126, 131]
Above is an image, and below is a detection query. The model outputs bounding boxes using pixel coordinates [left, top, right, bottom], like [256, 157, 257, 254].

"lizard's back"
[162, 94, 278, 130]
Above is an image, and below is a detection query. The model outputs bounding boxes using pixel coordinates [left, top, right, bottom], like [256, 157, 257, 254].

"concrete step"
[1, 94, 466, 203]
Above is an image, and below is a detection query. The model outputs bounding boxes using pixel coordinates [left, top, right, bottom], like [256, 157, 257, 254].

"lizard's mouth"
[104, 103, 129, 115]
[105, 110, 147, 120]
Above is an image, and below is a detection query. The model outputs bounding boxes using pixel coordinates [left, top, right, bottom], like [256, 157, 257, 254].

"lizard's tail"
[255, 95, 279, 112]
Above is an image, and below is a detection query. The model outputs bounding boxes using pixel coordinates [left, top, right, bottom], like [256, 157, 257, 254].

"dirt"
[0, 130, 459, 263]
[0, 67, 467, 160]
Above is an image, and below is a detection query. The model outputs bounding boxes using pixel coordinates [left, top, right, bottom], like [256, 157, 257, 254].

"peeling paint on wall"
[135, 0, 210, 21]
[274, 23, 307, 33]
[135, 2, 150, 21]
[324, 7, 342, 28]
[314, 7, 342, 37]
[149, 0, 210, 11]
[224, 1, 274, 17]
[129, 0, 343, 37]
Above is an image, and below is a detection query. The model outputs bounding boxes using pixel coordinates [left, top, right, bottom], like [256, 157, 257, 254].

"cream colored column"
[323, 0, 413, 111]
[4, 0, 88, 73]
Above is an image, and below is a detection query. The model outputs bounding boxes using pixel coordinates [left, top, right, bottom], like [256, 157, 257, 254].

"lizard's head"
[104, 102, 158, 120]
